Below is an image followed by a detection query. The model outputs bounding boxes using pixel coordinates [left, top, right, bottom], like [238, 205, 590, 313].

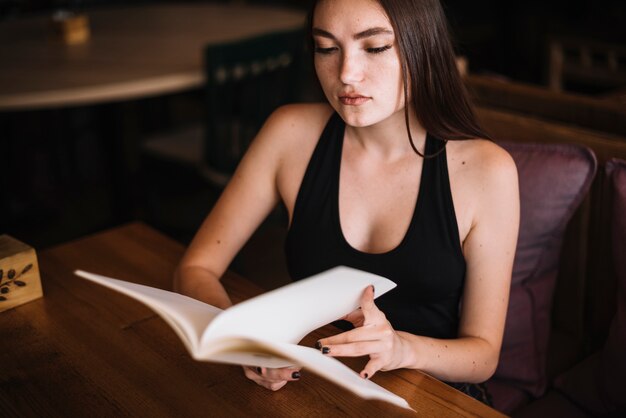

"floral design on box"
[0, 264, 33, 301]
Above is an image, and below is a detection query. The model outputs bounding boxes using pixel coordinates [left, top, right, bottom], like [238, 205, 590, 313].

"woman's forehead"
[313, 0, 392, 32]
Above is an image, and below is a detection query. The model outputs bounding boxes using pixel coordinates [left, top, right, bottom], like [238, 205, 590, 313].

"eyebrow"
[312, 27, 394, 41]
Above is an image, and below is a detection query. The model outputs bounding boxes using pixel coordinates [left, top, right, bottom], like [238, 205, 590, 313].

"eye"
[366, 45, 392, 54]
[314, 46, 338, 55]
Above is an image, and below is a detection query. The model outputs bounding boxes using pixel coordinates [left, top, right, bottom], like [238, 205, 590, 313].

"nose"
[339, 52, 364, 84]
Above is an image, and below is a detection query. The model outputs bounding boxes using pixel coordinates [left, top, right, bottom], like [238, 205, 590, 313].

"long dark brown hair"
[308, 0, 490, 157]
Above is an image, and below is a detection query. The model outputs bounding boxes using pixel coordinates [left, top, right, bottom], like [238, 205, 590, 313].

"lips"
[338, 94, 370, 106]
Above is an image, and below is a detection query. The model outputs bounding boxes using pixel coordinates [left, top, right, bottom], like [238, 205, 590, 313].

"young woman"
[174, 0, 519, 405]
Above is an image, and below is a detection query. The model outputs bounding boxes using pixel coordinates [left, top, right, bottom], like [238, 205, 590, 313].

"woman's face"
[312, 0, 405, 128]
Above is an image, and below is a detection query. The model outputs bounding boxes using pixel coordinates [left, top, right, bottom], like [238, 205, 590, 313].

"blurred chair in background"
[548, 37, 626, 96]
[141, 29, 306, 285]
[201, 28, 306, 185]
[143, 28, 306, 186]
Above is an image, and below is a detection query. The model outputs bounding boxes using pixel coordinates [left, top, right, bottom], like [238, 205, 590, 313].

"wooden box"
[51, 11, 90, 45]
[0, 235, 43, 313]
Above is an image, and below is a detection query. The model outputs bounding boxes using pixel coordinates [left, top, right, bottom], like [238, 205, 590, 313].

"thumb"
[341, 308, 364, 325]
[360, 356, 385, 380]
[360, 285, 381, 322]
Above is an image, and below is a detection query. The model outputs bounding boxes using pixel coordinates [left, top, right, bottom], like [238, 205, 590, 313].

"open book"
[74, 266, 411, 410]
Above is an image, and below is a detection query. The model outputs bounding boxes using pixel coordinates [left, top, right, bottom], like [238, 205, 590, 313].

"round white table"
[0, 3, 305, 110]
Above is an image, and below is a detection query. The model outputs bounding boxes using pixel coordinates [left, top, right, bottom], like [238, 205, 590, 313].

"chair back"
[203, 29, 306, 178]
[491, 142, 596, 400]
[548, 36, 626, 93]
[553, 159, 626, 416]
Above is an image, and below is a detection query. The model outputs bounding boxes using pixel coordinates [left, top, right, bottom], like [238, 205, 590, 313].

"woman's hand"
[242, 366, 302, 391]
[340, 306, 365, 328]
[317, 286, 409, 379]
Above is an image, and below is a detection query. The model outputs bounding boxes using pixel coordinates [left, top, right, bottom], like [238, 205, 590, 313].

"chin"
[335, 107, 378, 128]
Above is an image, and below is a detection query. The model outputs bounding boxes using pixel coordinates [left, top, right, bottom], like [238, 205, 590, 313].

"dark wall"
[444, 0, 626, 83]
[3, 0, 624, 84]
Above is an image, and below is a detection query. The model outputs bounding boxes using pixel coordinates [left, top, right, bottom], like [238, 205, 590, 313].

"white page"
[276, 341, 411, 410]
[198, 336, 411, 410]
[202, 266, 396, 345]
[75, 270, 223, 355]
[75, 269, 411, 410]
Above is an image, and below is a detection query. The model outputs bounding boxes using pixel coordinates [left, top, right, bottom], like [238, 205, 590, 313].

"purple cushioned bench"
[514, 158, 626, 417]
[486, 143, 597, 414]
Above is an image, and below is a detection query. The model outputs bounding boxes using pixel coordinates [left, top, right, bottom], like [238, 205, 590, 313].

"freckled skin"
[175, 0, 520, 391]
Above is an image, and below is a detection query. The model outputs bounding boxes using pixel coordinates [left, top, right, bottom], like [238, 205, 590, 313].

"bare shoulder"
[447, 138, 519, 242]
[447, 139, 518, 189]
[248, 103, 335, 211]
[259, 103, 334, 148]
[241, 102, 333, 175]
[269, 102, 334, 126]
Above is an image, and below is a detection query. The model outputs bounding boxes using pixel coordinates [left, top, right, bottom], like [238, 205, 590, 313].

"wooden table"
[0, 3, 305, 110]
[0, 223, 505, 417]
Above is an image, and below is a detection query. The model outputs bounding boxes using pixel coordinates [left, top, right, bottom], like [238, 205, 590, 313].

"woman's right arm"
[173, 104, 330, 391]
[173, 105, 301, 308]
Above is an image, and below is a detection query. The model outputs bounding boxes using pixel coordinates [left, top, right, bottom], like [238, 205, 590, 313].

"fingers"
[340, 286, 381, 326]
[360, 356, 387, 380]
[319, 339, 389, 357]
[242, 366, 301, 391]
[319, 323, 384, 346]
[243, 366, 290, 391]
[360, 285, 380, 320]
[341, 308, 365, 327]
[314, 285, 400, 379]
[317, 324, 393, 357]
[251, 366, 302, 382]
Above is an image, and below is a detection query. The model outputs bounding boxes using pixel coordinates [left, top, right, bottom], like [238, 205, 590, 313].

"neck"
[344, 110, 427, 161]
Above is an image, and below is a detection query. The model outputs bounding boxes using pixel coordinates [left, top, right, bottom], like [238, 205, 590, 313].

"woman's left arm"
[318, 145, 520, 383]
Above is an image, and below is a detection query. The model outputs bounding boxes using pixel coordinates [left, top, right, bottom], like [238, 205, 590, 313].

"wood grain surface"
[0, 222, 505, 417]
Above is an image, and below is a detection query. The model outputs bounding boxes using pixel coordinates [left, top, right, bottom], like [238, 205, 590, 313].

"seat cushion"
[492, 143, 596, 399]
[512, 391, 588, 418]
[554, 159, 626, 416]
[485, 378, 530, 414]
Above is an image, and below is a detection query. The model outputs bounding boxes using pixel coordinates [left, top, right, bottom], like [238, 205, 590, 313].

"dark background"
[2, 0, 625, 84]
[1, 0, 625, 253]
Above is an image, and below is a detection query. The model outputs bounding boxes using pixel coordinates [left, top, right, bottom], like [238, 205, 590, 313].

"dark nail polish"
[292, 371, 301, 379]
[364, 373, 369, 379]
[322, 346, 330, 354]
[315, 340, 322, 349]
[371, 285, 375, 293]
[256, 367, 262, 374]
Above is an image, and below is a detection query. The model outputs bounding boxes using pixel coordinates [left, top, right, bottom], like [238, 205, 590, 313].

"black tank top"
[285, 113, 466, 339]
